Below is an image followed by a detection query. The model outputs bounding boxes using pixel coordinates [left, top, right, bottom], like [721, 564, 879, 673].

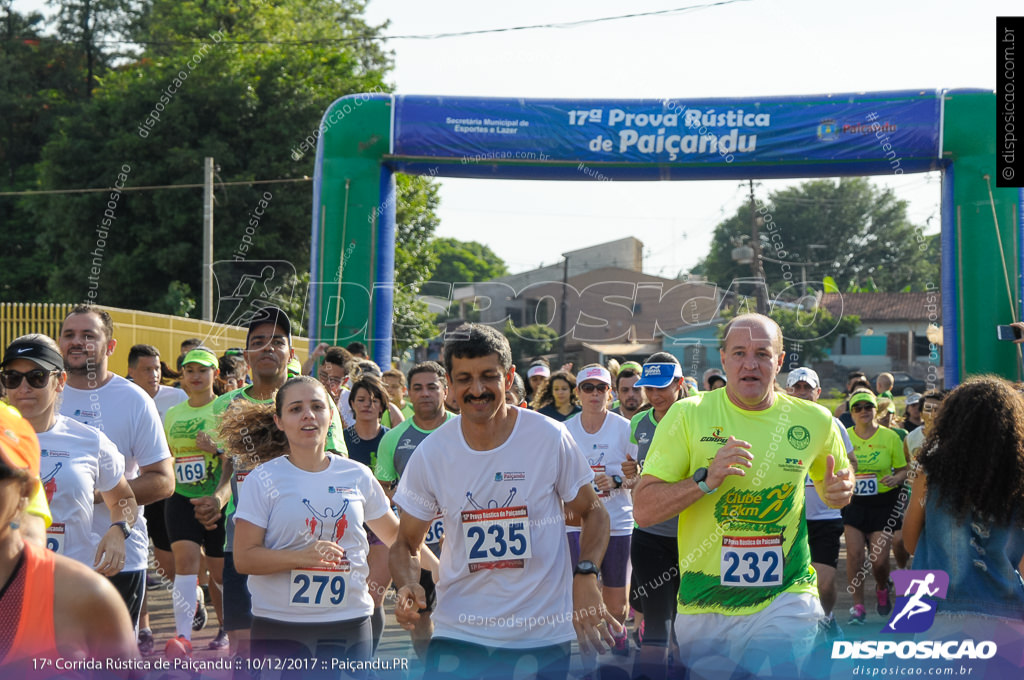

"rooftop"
[820, 291, 941, 322]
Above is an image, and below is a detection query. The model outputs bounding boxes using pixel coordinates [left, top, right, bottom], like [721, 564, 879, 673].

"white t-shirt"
[905, 426, 926, 461]
[339, 388, 354, 426]
[153, 385, 188, 420]
[38, 415, 125, 566]
[804, 417, 852, 521]
[235, 454, 390, 623]
[564, 411, 637, 536]
[60, 374, 172, 572]
[393, 409, 594, 649]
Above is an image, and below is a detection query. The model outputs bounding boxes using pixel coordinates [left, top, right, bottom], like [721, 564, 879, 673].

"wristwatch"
[611, 475, 624, 489]
[111, 521, 131, 539]
[693, 467, 718, 494]
[573, 560, 600, 578]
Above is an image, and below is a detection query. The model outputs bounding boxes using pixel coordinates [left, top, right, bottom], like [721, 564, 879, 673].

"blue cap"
[634, 362, 683, 388]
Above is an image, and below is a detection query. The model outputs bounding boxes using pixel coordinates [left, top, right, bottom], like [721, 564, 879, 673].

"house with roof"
[435, 237, 720, 366]
[818, 290, 942, 378]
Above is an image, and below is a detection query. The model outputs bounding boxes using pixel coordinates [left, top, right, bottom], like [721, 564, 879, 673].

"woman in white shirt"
[232, 376, 401, 671]
[1, 335, 137, 573]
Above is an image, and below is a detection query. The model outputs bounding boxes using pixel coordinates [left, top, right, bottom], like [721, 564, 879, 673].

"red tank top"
[0, 541, 57, 665]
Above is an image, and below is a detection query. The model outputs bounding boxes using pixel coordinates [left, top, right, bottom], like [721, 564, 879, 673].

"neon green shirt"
[375, 412, 455, 482]
[165, 399, 222, 498]
[381, 402, 415, 429]
[642, 388, 848, 616]
[212, 385, 347, 455]
[847, 426, 906, 495]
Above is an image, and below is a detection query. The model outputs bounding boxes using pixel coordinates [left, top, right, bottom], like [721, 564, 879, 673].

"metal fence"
[0, 303, 308, 377]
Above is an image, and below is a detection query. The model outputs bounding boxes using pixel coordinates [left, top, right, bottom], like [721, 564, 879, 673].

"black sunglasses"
[851, 403, 875, 413]
[1, 368, 57, 390]
[579, 383, 609, 394]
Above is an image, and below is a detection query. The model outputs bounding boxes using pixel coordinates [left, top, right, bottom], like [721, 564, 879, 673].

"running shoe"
[192, 585, 208, 631]
[165, 635, 192, 659]
[817, 616, 844, 641]
[632, 619, 644, 649]
[877, 581, 893, 616]
[209, 628, 230, 650]
[848, 604, 866, 625]
[137, 628, 154, 656]
[611, 631, 631, 657]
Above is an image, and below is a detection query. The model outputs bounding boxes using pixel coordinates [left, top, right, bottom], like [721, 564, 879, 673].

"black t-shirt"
[536, 403, 581, 423]
[342, 425, 388, 472]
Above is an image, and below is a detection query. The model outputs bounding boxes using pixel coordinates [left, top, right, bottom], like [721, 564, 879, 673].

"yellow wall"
[0, 303, 309, 378]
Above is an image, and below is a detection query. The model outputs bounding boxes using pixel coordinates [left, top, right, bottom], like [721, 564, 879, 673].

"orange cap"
[0, 405, 40, 478]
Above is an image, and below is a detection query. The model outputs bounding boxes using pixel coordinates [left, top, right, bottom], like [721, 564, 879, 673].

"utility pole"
[557, 254, 569, 367]
[202, 157, 214, 321]
[748, 180, 767, 314]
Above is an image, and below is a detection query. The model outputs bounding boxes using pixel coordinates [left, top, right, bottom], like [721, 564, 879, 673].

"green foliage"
[718, 304, 860, 364]
[503, 320, 558, 365]
[427, 237, 508, 285]
[391, 289, 439, 358]
[155, 279, 196, 317]
[701, 178, 939, 294]
[394, 174, 440, 288]
[16, 0, 392, 311]
[389, 173, 443, 356]
[0, 6, 94, 300]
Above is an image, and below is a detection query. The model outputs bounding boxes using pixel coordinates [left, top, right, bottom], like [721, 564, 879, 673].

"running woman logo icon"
[884, 570, 949, 634]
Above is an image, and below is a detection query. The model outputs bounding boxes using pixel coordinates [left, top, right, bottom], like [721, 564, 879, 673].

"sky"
[355, 0, 1010, 277]
[12, 0, 1013, 278]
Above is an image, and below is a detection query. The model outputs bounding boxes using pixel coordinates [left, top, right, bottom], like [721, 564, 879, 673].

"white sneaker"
[192, 585, 208, 631]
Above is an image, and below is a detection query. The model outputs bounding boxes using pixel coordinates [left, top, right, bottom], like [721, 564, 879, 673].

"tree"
[427, 237, 508, 285]
[0, 4, 92, 300]
[697, 178, 938, 294]
[25, 0, 392, 314]
[718, 303, 860, 364]
[47, 0, 143, 95]
[503, 320, 558, 365]
[392, 173, 443, 356]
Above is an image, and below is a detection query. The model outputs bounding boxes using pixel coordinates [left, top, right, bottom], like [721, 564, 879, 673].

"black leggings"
[108, 569, 146, 630]
[629, 529, 679, 647]
[251, 615, 372, 679]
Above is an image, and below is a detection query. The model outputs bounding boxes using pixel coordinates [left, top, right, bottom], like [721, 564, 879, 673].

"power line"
[13, 0, 751, 47]
[0, 176, 310, 197]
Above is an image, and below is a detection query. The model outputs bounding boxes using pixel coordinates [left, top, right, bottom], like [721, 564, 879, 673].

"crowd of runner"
[0, 304, 1022, 679]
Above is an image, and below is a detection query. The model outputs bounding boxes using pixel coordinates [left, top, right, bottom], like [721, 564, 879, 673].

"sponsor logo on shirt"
[780, 457, 804, 472]
[74, 409, 98, 418]
[328, 486, 355, 494]
[700, 426, 728, 444]
[397, 438, 416, 451]
[716, 482, 797, 526]
[787, 426, 811, 451]
[494, 472, 526, 481]
[636, 432, 650, 444]
[41, 449, 70, 458]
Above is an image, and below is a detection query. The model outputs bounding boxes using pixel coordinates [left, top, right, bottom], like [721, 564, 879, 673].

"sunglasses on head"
[579, 382, 609, 394]
[851, 403, 875, 412]
[1, 368, 57, 390]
